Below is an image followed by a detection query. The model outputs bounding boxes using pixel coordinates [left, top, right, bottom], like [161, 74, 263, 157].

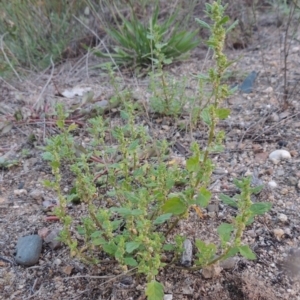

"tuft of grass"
[0, 0, 87, 77]
[93, 3, 200, 69]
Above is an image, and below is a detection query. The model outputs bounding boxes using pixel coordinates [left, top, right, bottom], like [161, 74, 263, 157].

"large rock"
[15, 235, 42, 266]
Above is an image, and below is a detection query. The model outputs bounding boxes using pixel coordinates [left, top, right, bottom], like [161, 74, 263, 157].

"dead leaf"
[191, 205, 204, 218]
[62, 265, 73, 275]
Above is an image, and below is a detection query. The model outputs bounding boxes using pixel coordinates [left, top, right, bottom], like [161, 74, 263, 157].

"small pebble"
[220, 257, 238, 270]
[268, 181, 278, 189]
[284, 228, 291, 236]
[278, 140, 288, 148]
[247, 230, 256, 238]
[14, 189, 27, 196]
[269, 113, 279, 122]
[290, 150, 298, 157]
[273, 228, 285, 240]
[269, 150, 291, 162]
[280, 188, 289, 195]
[15, 235, 42, 266]
[18, 182, 25, 189]
[181, 239, 193, 267]
[201, 265, 222, 279]
[53, 258, 62, 266]
[207, 204, 219, 213]
[264, 86, 273, 94]
[278, 213, 288, 223]
[164, 295, 173, 300]
[287, 177, 297, 186]
[214, 168, 228, 175]
[29, 189, 43, 201]
[44, 228, 62, 250]
[277, 169, 285, 176]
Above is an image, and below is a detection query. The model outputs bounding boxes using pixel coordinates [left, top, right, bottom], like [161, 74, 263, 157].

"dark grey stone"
[181, 239, 193, 267]
[15, 235, 42, 266]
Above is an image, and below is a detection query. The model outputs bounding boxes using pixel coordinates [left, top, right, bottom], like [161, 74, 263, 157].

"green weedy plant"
[94, 3, 200, 69]
[42, 2, 271, 299]
[147, 26, 190, 116]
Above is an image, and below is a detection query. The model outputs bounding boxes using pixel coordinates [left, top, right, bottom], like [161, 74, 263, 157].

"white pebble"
[278, 213, 288, 223]
[14, 189, 28, 196]
[268, 180, 278, 189]
[53, 258, 62, 266]
[164, 295, 173, 300]
[273, 228, 285, 240]
[269, 150, 291, 161]
[264, 87, 273, 94]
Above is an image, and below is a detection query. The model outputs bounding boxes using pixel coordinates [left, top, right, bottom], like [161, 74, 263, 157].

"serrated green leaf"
[161, 197, 187, 215]
[120, 110, 129, 120]
[153, 213, 173, 225]
[201, 107, 211, 125]
[186, 156, 199, 172]
[223, 246, 239, 260]
[208, 144, 224, 152]
[195, 239, 217, 264]
[42, 152, 54, 161]
[76, 226, 85, 235]
[216, 108, 230, 120]
[239, 245, 256, 260]
[92, 237, 106, 246]
[163, 58, 172, 64]
[233, 177, 247, 188]
[163, 244, 175, 251]
[195, 18, 211, 30]
[195, 187, 211, 207]
[145, 280, 164, 300]
[217, 223, 234, 243]
[128, 140, 139, 151]
[124, 257, 138, 266]
[219, 194, 238, 208]
[50, 160, 60, 169]
[90, 231, 101, 238]
[123, 191, 140, 203]
[126, 242, 141, 253]
[249, 202, 272, 215]
[250, 185, 263, 194]
[43, 179, 54, 187]
[107, 190, 117, 197]
[130, 209, 144, 216]
[245, 216, 254, 225]
[56, 119, 64, 129]
[68, 123, 78, 132]
[218, 15, 230, 26]
[103, 242, 117, 255]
